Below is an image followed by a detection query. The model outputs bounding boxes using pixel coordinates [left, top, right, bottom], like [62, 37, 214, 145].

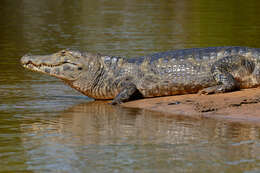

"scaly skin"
[20, 47, 260, 104]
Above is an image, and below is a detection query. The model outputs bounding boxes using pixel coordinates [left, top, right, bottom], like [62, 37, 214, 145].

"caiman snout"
[20, 54, 33, 65]
[20, 54, 46, 73]
[21, 53, 57, 66]
[21, 51, 84, 81]
[21, 53, 46, 66]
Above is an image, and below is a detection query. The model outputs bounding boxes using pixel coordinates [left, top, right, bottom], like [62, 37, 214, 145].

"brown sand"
[122, 88, 260, 124]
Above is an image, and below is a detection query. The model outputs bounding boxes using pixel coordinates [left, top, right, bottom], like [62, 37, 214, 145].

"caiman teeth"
[24, 62, 66, 68]
[24, 61, 77, 68]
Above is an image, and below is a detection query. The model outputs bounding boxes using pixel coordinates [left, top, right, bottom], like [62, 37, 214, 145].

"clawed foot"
[109, 99, 122, 105]
[198, 88, 215, 95]
[198, 86, 224, 95]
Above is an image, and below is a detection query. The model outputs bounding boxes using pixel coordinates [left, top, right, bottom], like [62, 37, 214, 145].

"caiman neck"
[68, 57, 113, 99]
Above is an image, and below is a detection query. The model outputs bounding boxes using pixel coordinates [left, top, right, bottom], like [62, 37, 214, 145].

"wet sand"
[122, 88, 260, 123]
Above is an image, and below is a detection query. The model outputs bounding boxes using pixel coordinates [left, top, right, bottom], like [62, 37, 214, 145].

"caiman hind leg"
[199, 71, 239, 94]
[111, 83, 143, 105]
[199, 55, 254, 94]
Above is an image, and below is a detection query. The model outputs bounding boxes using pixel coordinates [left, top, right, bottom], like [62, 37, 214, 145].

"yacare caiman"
[21, 46, 260, 104]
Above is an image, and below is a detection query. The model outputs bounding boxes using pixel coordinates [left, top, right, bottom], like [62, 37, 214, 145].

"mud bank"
[122, 88, 260, 123]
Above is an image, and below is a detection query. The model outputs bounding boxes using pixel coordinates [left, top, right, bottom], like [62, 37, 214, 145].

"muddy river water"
[1, 0, 260, 172]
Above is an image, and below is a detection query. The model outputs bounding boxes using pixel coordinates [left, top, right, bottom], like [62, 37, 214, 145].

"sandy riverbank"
[122, 88, 260, 123]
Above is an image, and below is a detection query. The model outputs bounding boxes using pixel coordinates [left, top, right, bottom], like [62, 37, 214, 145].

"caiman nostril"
[21, 54, 30, 64]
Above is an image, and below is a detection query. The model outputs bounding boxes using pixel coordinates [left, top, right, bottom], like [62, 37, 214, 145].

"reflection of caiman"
[21, 47, 260, 104]
[58, 101, 202, 145]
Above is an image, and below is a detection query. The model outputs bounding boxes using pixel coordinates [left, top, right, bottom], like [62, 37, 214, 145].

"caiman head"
[21, 49, 102, 96]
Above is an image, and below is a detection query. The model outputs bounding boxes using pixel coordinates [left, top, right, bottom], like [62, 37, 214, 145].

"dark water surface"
[1, 0, 260, 172]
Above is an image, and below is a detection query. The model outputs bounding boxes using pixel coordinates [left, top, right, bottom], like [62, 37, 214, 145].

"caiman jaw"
[22, 61, 58, 71]
[21, 53, 82, 81]
[22, 60, 76, 73]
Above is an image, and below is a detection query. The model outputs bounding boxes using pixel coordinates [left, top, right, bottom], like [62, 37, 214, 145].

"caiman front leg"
[199, 55, 245, 94]
[111, 83, 143, 105]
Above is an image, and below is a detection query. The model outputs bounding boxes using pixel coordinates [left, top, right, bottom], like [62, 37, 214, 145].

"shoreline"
[122, 88, 260, 124]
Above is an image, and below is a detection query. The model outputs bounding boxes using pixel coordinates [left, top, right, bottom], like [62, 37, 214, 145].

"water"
[1, 0, 260, 172]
